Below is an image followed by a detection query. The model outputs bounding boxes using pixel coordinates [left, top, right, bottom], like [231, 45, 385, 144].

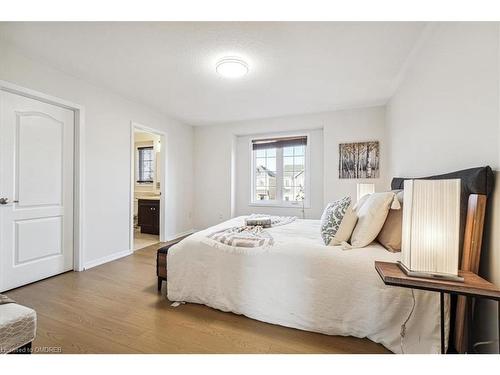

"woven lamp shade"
[401, 179, 461, 276]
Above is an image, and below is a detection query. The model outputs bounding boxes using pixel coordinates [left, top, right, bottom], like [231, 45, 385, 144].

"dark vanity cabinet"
[138, 199, 160, 235]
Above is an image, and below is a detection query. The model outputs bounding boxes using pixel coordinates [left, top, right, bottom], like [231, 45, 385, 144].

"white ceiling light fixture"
[216, 57, 249, 79]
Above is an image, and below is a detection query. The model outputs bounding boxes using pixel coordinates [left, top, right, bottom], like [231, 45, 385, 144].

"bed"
[168, 217, 446, 353]
[166, 167, 493, 354]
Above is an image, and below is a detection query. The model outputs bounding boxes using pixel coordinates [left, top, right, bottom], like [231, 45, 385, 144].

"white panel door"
[0, 90, 74, 292]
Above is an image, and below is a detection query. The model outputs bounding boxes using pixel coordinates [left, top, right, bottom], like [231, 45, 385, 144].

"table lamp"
[357, 183, 375, 201]
[398, 178, 463, 282]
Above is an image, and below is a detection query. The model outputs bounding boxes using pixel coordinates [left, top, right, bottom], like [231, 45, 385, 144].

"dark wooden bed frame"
[157, 237, 187, 291]
[454, 194, 487, 353]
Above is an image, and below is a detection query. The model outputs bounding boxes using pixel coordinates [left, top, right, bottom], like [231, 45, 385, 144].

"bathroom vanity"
[137, 197, 160, 235]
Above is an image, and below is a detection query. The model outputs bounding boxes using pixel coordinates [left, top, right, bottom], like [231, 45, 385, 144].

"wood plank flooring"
[5, 243, 389, 354]
[133, 230, 160, 251]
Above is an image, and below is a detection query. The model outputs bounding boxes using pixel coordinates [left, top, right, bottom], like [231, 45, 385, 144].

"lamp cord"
[400, 288, 416, 354]
[399, 292, 498, 354]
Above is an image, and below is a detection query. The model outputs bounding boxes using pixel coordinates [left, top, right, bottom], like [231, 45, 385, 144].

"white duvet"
[167, 217, 449, 353]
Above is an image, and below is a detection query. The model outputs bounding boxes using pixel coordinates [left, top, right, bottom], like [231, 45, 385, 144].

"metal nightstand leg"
[467, 296, 474, 353]
[440, 292, 445, 354]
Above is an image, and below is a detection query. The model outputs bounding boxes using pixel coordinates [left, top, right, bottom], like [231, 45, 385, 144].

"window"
[255, 148, 277, 200]
[137, 146, 155, 183]
[251, 135, 308, 206]
[283, 145, 305, 202]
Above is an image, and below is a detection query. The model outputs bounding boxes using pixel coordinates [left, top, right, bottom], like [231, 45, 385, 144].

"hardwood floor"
[133, 230, 160, 251]
[6, 243, 390, 354]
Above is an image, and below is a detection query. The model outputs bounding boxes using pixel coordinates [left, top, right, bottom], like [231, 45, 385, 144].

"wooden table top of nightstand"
[375, 261, 500, 300]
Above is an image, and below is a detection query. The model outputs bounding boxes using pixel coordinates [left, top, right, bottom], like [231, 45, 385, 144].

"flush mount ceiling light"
[215, 57, 249, 78]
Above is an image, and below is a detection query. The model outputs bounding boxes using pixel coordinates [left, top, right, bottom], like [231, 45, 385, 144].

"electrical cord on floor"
[398, 292, 498, 354]
[400, 288, 416, 354]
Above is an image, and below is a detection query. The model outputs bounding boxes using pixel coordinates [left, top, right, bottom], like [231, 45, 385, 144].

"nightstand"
[375, 261, 500, 354]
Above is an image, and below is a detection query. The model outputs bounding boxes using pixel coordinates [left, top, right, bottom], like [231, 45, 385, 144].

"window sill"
[249, 201, 311, 209]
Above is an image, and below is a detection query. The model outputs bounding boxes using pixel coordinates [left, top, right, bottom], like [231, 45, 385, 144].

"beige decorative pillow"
[377, 191, 403, 252]
[349, 192, 395, 248]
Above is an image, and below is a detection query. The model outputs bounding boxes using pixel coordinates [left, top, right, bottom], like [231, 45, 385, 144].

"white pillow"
[349, 192, 395, 248]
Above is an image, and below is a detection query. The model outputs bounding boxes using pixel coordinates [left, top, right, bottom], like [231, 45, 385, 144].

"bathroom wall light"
[216, 57, 249, 78]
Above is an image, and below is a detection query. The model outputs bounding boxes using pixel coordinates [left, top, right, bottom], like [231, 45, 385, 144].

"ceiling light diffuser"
[216, 57, 249, 78]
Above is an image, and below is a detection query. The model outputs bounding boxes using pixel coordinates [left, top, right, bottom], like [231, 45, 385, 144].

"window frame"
[249, 133, 311, 208]
[136, 145, 155, 184]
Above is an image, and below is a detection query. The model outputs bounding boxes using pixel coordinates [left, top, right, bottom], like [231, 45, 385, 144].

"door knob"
[0, 198, 18, 205]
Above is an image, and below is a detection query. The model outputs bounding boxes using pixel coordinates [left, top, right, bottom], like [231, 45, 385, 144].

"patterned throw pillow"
[320, 196, 352, 245]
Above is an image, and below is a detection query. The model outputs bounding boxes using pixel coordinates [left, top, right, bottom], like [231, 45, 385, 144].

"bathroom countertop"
[135, 195, 161, 201]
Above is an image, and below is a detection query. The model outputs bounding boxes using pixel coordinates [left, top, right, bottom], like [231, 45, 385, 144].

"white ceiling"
[0, 22, 426, 126]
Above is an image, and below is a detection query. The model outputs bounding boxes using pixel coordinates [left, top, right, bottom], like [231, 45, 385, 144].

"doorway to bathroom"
[130, 122, 166, 251]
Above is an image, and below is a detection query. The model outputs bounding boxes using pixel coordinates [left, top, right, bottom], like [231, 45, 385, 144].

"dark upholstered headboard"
[391, 166, 494, 193]
[391, 166, 494, 255]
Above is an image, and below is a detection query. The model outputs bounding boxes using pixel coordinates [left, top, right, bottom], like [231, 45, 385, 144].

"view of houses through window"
[254, 143, 306, 204]
[283, 145, 305, 201]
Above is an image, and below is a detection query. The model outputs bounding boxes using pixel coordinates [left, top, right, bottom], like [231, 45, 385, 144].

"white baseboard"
[81, 229, 195, 271]
[165, 229, 196, 242]
[83, 248, 133, 270]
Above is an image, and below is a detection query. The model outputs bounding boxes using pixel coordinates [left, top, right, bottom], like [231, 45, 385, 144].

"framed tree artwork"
[339, 141, 380, 179]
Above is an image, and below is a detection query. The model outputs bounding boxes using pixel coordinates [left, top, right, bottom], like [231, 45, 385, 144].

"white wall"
[323, 106, 388, 202]
[387, 22, 500, 350]
[388, 23, 499, 175]
[194, 106, 388, 230]
[193, 126, 235, 229]
[0, 40, 194, 268]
